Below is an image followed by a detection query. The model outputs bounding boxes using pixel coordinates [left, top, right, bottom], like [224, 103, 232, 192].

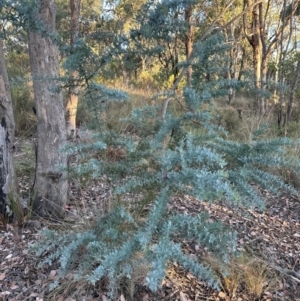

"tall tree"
[28, 0, 68, 218]
[243, 0, 300, 114]
[185, 4, 193, 86]
[65, 0, 81, 139]
[0, 38, 19, 219]
[286, 58, 300, 123]
[243, 0, 264, 112]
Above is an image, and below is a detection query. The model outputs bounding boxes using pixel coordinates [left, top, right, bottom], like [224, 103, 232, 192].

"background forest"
[0, 0, 300, 300]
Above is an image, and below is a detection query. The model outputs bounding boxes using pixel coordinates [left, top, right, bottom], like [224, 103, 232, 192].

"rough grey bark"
[0, 39, 19, 218]
[28, 0, 68, 218]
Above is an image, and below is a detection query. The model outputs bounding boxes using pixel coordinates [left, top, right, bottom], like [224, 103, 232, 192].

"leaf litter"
[0, 159, 300, 300]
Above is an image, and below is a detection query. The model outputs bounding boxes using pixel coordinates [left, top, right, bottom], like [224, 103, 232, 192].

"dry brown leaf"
[0, 272, 6, 280]
[218, 291, 227, 299]
[0, 291, 11, 297]
[10, 284, 19, 290]
[48, 270, 57, 280]
[24, 266, 30, 274]
[65, 272, 74, 280]
[120, 294, 126, 301]
[179, 291, 190, 301]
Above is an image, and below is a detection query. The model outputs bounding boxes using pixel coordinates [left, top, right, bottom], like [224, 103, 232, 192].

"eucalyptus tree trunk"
[225, 23, 241, 104]
[172, 11, 179, 84]
[286, 59, 300, 125]
[66, 0, 81, 140]
[185, 6, 193, 87]
[28, 0, 68, 218]
[0, 39, 19, 218]
[244, 0, 264, 114]
[244, 0, 300, 115]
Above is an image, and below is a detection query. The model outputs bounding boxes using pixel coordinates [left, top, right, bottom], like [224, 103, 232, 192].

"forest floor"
[0, 139, 300, 301]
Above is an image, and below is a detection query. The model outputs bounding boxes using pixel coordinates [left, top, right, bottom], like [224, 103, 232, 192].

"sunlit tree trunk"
[0, 39, 19, 219]
[66, 0, 81, 140]
[28, 0, 68, 218]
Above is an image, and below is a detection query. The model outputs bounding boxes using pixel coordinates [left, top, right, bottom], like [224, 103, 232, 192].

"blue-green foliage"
[33, 31, 299, 298]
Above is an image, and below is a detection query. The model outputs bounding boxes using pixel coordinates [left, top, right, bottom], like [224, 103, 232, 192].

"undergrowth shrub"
[11, 82, 36, 136]
[32, 32, 300, 299]
[14, 140, 35, 178]
[206, 252, 279, 299]
[215, 106, 242, 134]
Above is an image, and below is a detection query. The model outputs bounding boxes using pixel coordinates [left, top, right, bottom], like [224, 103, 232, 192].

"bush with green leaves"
[32, 32, 299, 299]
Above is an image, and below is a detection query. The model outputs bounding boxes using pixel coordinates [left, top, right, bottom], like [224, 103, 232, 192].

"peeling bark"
[0, 39, 19, 219]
